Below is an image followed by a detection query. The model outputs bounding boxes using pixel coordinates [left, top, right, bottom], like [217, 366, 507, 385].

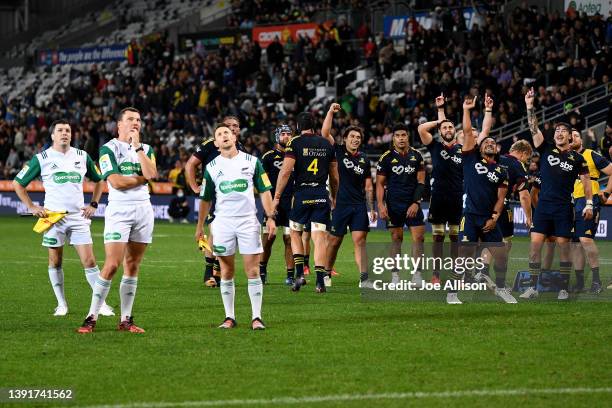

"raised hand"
[463, 95, 477, 111]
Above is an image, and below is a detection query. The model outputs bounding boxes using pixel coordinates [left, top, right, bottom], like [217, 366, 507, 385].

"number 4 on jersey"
[307, 158, 318, 175]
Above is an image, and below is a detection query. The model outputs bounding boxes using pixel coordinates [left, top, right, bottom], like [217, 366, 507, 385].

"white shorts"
[211, 215, 262, 256]
[104, 201, 154, 244]
[42, 212, 92, 247]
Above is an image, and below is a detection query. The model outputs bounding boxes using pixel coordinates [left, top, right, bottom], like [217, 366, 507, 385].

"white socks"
[220, 279, 235, 319]
[119, 277, 138, 321]
[84, 266, 99, 289]
[48, 266, 66, 307]
[88, 276, 111, 319]
[247, 278, 263, 320]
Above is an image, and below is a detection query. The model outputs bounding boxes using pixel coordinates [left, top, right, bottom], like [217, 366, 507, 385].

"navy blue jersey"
[285, 133, 335, 192]
[536, 142, 588, 208]
[499, 154, 529, 201]
[376, 148, 424, 204]
[193, 138, 246, 168]
[335, 144, 371, 205]
[462, 148, 508, 216]
[426, 140, 463, 195]
[261, 148, 293, 201]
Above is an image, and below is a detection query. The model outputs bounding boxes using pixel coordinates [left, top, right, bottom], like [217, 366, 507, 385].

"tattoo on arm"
[366, 190, 374, 212]
[527, 108, 539, 136]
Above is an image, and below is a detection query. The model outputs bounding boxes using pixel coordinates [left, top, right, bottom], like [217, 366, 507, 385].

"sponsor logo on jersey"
[99, 154, 112, 173]
[440, 150, 462, 164]
[261, 173, 272, 188]
[475, 163, 500, 182]
[392, 165, 416, 175]
[343, 158, 364, 174]
[119, 162, 141, 174]
[547, 155, 573, 171]
[219, 179, 249, 194]
[74, 161, 81, 168]
[53, 171, 82, 184]
[51, 163, 59, 170]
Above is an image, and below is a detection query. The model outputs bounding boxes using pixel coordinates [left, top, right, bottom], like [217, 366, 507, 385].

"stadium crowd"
[0, 1, 611, 187]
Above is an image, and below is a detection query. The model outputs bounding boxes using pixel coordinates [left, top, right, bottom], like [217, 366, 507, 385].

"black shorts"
[386, 201, 425, 229]
[428, 192, 463, 225]
[459, 213, 504, 244]
[290, 190, 330, 228]
[498, 206, 514, 238]
[330, 202, 370, 236]
[531, 204, 573, 238]
[263, 199, 291, 228]
[573, 197, 600, 240]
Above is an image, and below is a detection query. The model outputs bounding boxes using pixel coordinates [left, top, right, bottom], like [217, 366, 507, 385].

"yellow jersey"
[573, 149, 610, 198]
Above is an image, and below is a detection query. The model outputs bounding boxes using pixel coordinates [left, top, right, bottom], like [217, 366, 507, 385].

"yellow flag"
[33, 211, 67, 233]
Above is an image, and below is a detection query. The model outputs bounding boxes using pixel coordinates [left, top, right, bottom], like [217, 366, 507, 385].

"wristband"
[135, 145, 144, 153]
[586, 199, 593, 205]
[89, 201, 98, 209]
[485, 109, 493, 113]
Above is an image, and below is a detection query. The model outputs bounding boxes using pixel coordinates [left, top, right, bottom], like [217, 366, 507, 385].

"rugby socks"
[575, 269, 585, 288]
[204, 257, 215, 281]
[48, 266, 67, 307]
[479, 263, 491, 277]
[304, 255, 310, 270]
[325, 268, 332, 278]
[88, 276, 111, 319]
[592, 267, 600, 284]
[360, 272, 369, 282]
[559, 261, 571, 291]
[84, 266, 99, 289]
[494, 263, 507, 289]
[529, 262, 541, 287]
[220, 279, 235, 319]
[286, 267, 295, 279]
[213, 259, 221, 284]
[259, 262, 268, 284]
[293, 254, 304, 277]
[119, 276, 138, 321]
[247, 278, 263, 320]
[315, 266, 326, 286]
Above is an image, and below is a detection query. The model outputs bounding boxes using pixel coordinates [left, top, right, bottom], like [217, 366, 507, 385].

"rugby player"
[417, 94, 462, 284]
[274, 112, 339, 293]
[13, 120, 113, 317]
[376, 123, 426, 286]
[570, 129, 612, 294]
[521, 88, 593, 300]
[78, 107, 158, 333]
[196, 124, 276, 330]
[260, 124, 295, 285]
[457, 96, 516, 304]
[322, 103, 376, 287]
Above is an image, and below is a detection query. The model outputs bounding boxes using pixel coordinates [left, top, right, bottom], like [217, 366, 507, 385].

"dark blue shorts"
[263, 199, 291, 228]
[386, 202, 425, 229]
[290, 191, 330, 228]
[428, 192, 463, 225]
[205, 201, 216, 225]
[459, 213, 504, 243]
[498, 206, 514, 238]
[573, 197, 600, 239]
[330, 203, 370, 236]
[531, 205, 573, 238]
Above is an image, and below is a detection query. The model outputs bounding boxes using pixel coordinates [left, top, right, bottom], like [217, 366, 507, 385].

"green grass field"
[1, 216, 611, 407]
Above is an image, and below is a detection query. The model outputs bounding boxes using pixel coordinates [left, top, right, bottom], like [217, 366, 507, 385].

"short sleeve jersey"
[376, 148, 424, 204]
[261, 148, 293, 202]
[573, 149, 610, 198]
[200, 151, 272, 217]
[284, 133, 335, 192]
[193, 138, 247, 169]
[425, 140, 463, 195]
[14, 147, 102, 212]
[536, 142, 588, 208]
[462, 148, 508, 216]
[99, 139, 156, 203]
[499, 154, 528, 202]
[335, 144, 371, 205]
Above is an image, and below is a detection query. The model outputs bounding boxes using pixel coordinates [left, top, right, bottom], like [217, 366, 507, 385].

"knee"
[353, 235, 366, 247]
[391, 233, 403, 243]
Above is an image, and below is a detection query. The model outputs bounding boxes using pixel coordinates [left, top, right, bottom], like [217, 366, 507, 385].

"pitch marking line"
[68, 387, 612, 408]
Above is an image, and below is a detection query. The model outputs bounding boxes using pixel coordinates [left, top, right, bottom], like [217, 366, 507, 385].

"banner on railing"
[37, 44, 128, 66]
[565, 0, 610, 16]
[383, 8, 475, 39]
[252, 23, 318, 48]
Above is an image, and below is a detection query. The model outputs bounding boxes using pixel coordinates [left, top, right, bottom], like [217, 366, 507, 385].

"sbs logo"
[273, 160, 283, 170]
[343, 158, 364, 174]
[547, 155, 573, 171]
[53, 171, 82, 184]
[392, 165, 416, 175]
